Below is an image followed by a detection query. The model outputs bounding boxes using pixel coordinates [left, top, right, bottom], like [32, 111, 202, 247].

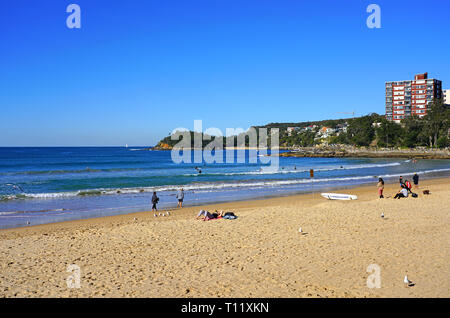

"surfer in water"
[195, 166, 202, 174]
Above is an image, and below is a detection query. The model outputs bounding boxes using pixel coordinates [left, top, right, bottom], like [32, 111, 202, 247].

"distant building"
[444, 89, 450, 105]
[317, 127, 336, 138]
[385, 72, 443, 122]
[335, 123, 348, 133]
[286, 127, 299, 136]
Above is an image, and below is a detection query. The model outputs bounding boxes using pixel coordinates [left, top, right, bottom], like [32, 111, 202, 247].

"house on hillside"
[286, 127, 300, 136]
[335, 123, 348, 134]
[318, 127, 336, 138]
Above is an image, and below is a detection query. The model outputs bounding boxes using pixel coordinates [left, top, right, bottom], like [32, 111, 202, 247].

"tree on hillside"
[376, 118, 403, 147]
[400, 116, 426, 148]
[422, 99, 450, 148]
[346, 115, 375, 146]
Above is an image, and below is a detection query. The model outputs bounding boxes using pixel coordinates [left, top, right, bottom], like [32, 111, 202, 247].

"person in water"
[176, 188, 184, 208]
[151, 191, 159, 211]
[377, 177, 384, 198]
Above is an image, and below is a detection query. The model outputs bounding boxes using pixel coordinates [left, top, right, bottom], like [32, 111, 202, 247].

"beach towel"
[204, 216, 222, 221]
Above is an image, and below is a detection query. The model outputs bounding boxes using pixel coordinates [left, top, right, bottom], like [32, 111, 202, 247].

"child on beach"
[151, 191, 159, 211]
[377, 178, 384, 198]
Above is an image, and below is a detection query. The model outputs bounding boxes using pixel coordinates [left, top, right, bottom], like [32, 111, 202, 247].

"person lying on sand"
[196, 210, 237, 220]
[196, 210, 220, 220]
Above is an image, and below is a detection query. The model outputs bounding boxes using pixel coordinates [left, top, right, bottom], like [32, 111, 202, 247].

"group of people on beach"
[150, 188, 185, 211]
[377, 173, 420, 199]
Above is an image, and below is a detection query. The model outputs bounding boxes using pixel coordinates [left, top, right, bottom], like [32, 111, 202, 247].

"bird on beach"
[153, 214, 157, 217]
[162, 213, 165, 217]
[299, 227, 303, 234]
[381, 212, 384, 218]
[133, 217, 137, 221]
[167, 212, 170, 216]
[404, 275, 413, 286]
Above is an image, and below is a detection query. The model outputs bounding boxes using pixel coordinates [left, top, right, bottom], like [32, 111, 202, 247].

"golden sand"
[0, 178, 449, 298]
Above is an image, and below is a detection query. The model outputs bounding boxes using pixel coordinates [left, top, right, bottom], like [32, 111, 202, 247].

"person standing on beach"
[377, 178, 384, 198]
[399, 176, 404, 187]
[413, 173, 419, 188]
[176, 188, 184, 208]
[151, 191, 159, 211]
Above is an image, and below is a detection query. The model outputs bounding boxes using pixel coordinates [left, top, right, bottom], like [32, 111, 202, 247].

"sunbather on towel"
[196, 210, 220, 220]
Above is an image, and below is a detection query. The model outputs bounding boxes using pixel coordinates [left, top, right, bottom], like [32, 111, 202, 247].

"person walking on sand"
[151, 191, 159, 211]
[377, 178, 384, 198]
[176, 188, 184, 208]
[413, 173, 419, 188]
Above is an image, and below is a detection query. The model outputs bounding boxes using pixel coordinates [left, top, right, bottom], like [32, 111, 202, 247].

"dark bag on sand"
[423, 190, 430, 195]
[411, 193, 418, 198]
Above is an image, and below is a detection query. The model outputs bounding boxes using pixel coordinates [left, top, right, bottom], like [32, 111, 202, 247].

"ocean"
[0, 147, 449, 229]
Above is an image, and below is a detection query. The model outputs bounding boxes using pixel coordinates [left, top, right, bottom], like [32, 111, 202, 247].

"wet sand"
[1, 178, 449, 297]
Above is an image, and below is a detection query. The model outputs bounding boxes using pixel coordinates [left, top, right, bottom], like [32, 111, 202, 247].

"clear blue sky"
[1, 0, 449, 146]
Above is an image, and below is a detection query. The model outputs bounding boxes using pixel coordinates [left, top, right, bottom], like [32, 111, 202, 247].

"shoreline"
[279, 147, 450, 159]
[1, 176, 448, 235]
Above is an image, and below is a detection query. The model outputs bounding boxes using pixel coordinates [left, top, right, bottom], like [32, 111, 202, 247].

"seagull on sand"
[404, 275, 413, 286]
[298, 227, 303, 234]
[381, 212, 384, 218]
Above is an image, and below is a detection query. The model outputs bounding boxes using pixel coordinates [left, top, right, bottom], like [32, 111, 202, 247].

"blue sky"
[1, 0, 449, 146]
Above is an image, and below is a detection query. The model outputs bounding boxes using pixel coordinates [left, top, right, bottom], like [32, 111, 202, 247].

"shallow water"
[0, 147, 449, 228]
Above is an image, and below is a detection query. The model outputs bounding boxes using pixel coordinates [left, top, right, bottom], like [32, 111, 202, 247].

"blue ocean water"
[0, 147, 449, 229]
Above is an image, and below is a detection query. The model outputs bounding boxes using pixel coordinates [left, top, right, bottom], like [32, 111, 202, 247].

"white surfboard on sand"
[321, 193, 358, 200]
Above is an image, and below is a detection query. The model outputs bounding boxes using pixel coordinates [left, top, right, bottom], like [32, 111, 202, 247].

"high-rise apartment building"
[385, 72, 442, 122]
[444, 89, 450, 105]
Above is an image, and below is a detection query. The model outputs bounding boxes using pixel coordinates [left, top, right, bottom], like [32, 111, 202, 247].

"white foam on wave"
[182, 161, 402, 176]
[2, 167, 450, 201]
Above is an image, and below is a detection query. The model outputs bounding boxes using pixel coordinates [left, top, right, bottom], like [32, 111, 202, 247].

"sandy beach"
[1, 177, 449, 298]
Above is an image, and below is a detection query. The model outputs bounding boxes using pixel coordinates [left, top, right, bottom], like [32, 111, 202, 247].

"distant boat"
[125, 144, 128, 148]
[321, 193, 358, 200]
